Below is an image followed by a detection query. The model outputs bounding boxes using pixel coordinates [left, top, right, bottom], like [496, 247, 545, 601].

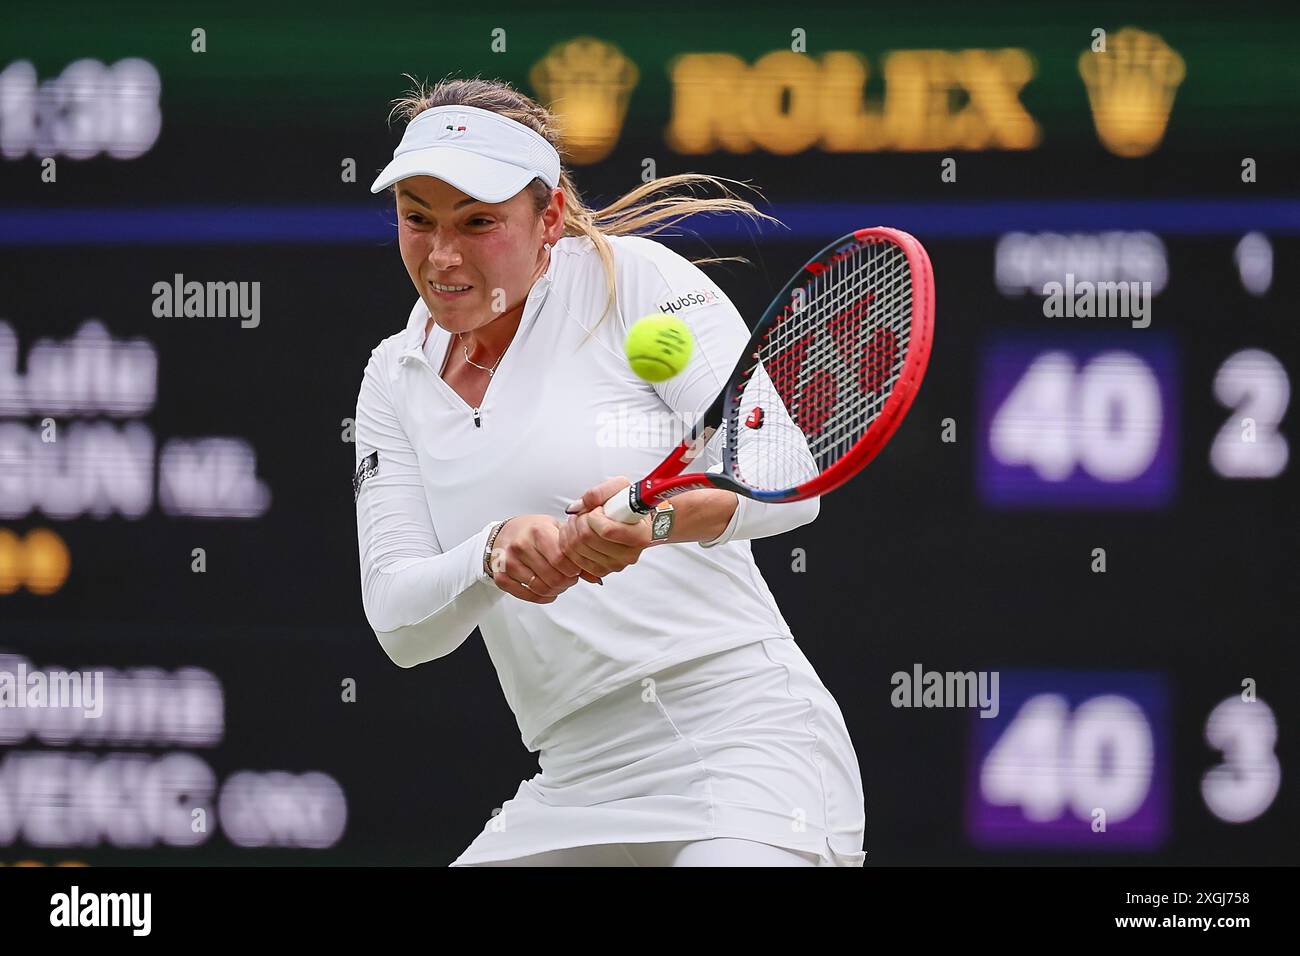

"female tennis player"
[354, 77, 866, 866]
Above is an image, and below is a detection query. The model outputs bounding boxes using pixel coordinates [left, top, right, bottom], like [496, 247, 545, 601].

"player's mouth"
[429, 281, 473, 299]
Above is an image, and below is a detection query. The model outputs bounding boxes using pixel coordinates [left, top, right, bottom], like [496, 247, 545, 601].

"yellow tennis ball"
[625, 314, 694, 382]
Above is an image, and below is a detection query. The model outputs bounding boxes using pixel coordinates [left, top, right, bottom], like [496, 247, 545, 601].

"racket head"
[629, 227, 934, 513]
[725, 226, 934, 502]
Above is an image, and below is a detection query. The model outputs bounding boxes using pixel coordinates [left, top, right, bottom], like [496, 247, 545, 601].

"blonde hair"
[385, 75, 781, 331]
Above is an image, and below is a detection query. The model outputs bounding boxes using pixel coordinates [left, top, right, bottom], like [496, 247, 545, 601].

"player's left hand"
[559, 476, 653, 578]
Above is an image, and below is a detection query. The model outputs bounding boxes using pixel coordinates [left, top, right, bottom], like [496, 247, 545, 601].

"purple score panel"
[977, 334, 1179, 508]
[966, 670, 1170, 850]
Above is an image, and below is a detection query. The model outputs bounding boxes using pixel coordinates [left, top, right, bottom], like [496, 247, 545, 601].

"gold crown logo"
[530, 37, 640, 165]
[1078, 27, 1186, 158]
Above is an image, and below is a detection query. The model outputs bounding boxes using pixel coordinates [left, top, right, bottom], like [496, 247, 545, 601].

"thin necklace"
[460, 332, 504, 377]
[454, 243, 550, 378]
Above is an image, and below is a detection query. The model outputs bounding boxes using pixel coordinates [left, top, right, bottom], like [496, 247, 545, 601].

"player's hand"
[489, 515, 599, 604]
[559, 477, 653, 579]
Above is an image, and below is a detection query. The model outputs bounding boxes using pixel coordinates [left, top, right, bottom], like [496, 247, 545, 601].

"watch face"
[652, 511, 673, 539]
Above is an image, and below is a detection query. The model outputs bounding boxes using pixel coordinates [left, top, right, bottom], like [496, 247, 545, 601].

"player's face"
[395, 176, 555, 333]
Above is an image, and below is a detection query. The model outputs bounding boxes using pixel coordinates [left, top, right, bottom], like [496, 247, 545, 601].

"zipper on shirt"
[473, 408, 481, 428]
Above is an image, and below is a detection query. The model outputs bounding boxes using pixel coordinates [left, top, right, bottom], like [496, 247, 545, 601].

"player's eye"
[468, 217, 494, 227]
[403, 213, 427, 225]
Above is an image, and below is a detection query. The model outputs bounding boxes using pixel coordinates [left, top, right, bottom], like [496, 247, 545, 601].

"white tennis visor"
[370, 104, 561, 202]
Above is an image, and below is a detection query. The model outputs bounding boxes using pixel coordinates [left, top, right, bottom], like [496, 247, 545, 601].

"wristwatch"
[650, 501, 675, 542]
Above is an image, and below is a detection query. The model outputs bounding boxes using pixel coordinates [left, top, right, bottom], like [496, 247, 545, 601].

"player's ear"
[540, 186, 564, 241]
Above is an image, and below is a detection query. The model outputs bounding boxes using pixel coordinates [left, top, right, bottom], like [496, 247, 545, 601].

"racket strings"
[730, 241, 913, 492]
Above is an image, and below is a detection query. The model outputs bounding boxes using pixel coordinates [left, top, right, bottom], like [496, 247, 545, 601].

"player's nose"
[428, 229, 463, 268]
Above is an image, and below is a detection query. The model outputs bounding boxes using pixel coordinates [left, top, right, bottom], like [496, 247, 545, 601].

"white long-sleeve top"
[354, 233, 819, 750]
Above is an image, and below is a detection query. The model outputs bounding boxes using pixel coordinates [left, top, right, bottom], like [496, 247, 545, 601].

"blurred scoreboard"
[977, 230, 1289, 508]
[967, 671, 1280, 849]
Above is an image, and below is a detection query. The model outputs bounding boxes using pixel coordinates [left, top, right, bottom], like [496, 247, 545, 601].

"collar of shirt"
[397, 245, 560, 369]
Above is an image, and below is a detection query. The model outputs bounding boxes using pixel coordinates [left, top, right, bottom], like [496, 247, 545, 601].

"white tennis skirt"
[451, 636, 866, 866]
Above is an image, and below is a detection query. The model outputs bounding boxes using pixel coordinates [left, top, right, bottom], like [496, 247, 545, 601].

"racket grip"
[602, 484, 643, 524]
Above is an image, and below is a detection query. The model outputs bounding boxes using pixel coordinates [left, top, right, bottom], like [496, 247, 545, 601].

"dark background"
[0, 0, 1295, 864]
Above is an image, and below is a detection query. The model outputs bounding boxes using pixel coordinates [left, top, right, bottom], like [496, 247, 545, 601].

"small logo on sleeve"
[656, 287, 720, 316]
[353, 451, 379, 502]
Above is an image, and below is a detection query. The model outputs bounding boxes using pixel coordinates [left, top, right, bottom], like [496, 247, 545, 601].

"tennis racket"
[586, 227, 934, 524]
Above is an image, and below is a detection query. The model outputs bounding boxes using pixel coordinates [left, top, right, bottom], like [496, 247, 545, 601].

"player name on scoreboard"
[0, 320, 270, 520]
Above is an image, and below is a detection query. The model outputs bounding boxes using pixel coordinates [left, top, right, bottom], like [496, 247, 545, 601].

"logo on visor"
[438, 115, 469, 139]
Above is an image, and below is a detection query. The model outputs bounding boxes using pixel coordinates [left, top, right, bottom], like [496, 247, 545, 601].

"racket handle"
[602, 484, 644, 524]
